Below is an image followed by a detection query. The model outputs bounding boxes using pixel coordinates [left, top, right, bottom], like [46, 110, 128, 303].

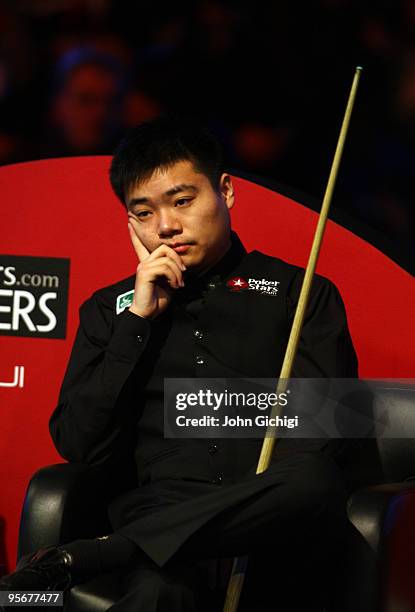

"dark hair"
[109, 116, 224, 206]
[54, 46, 127, 94]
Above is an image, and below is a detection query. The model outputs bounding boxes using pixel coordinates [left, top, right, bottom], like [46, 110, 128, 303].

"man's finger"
[146, 261, 182, 289]
[145, 257, 184, 288]
[147, 244, 187, 271]
[128, 218, 150, 261]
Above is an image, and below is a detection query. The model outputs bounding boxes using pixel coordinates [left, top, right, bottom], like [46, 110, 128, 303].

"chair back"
[374, 382, 415, 482]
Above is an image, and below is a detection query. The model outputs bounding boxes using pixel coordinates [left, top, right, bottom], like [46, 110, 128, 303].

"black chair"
[16, 382, 415, 611]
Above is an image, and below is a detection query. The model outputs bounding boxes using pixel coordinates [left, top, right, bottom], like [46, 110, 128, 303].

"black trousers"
[107, 452, 349, 612]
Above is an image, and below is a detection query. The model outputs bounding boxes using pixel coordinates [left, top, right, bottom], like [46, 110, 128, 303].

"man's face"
[126, 160, 235, 275]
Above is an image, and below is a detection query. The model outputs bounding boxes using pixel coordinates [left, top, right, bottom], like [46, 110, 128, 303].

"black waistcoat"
[121, 233, 357, 486]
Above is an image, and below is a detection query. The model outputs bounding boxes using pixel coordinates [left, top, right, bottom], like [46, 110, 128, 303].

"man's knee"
[268, 451, 348, 519]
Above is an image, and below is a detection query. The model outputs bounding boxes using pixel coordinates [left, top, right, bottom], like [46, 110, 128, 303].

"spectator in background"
[42, 47, 128, 157]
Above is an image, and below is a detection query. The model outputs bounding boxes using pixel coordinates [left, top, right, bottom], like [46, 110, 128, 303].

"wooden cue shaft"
[222, 66, 363, 612]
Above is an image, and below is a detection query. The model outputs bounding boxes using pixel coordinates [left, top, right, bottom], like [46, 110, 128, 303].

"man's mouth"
[173, 245, 191, 254]
[166, 242, 193, 254]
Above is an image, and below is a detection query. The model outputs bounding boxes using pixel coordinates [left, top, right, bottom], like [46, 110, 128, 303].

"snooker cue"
[222, 66, 363, 612]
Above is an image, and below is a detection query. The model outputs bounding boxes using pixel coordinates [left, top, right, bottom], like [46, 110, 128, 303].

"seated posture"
[1, 117, 358, 611]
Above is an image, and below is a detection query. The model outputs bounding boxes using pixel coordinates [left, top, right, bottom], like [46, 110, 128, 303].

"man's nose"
[157, 209, 182, 236]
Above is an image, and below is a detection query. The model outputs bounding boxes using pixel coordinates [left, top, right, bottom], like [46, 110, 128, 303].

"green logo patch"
[116, 289, 134, 315]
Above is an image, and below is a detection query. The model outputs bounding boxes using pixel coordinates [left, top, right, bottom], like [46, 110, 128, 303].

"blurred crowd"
[0, 0, 414, 263]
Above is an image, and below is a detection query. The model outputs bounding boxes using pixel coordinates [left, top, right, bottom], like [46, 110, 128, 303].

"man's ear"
[219, 173, 235, 210]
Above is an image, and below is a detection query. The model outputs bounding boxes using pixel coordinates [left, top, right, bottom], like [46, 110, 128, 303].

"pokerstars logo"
[227, 276, 280, 296]
[226, 277, 249, 291]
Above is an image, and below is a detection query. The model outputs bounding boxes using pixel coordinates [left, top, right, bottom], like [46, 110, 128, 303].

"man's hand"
[127, 216, 186, 319]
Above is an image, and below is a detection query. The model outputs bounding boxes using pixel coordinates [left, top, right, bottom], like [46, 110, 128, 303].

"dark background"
[1, 0, 414, 267]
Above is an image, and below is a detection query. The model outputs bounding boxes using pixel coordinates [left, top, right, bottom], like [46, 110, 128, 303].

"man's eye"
[175, 198, 192, 207]
[136, 210, 151, 218]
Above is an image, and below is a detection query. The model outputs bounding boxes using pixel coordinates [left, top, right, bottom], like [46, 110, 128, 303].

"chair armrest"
[18, 462, 135, 560]
[341, 482, 415, 612]
[347, 482, 415, 552]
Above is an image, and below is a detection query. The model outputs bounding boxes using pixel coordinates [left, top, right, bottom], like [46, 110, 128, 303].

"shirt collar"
[175, 231, 247, 299]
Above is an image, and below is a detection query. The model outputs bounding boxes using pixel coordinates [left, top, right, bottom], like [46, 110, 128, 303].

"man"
[1, 117, 358, 611]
